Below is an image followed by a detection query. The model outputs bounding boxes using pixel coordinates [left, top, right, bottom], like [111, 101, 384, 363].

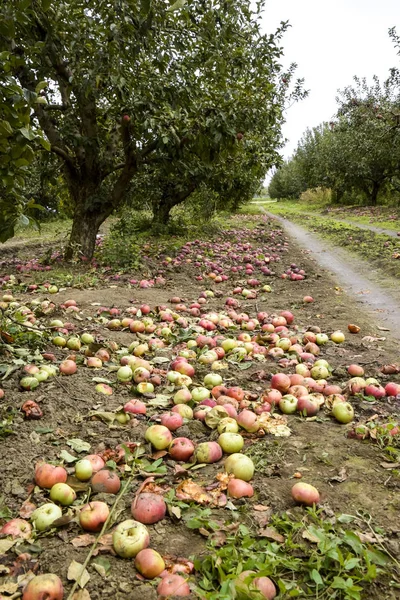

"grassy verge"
[265, 201, 400, 232]
[241, 202, 400, 279]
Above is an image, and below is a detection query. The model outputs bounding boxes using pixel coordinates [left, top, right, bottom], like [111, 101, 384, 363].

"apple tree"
[1, 0, 301, 259]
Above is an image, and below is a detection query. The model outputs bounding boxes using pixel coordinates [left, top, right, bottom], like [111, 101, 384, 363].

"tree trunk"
[152, 201, 173, 226]
[65, 206, 105, 261]
[152, 185, 197, 227]
[369, 181, 380, 205]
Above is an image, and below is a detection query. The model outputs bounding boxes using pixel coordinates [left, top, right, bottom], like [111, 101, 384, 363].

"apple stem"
[66, 473, 136, 600]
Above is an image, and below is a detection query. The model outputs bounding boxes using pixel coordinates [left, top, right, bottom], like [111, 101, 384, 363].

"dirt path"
[262, 209, 400, 339]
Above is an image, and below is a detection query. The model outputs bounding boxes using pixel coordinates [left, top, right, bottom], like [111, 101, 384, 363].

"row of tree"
[269, 29, 400, 205]
[0, 0, 306, 259]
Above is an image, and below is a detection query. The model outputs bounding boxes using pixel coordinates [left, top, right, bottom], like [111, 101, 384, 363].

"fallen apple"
[225, 453, 254, 481]
[113, 519, 150, 558]
[22, 573, 64, 600]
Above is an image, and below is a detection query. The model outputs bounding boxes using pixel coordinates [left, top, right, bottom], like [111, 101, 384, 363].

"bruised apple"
[195, 441, 223, 464]
[22, 573, 64, 600]
[91, 470, 121, 494]
[157, 574, 190, 597]
[131, 493, 166, 524]
[169, 437, 195, 461]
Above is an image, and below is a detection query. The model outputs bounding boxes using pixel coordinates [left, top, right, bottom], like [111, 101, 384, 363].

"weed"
[194, 507, 399, 599]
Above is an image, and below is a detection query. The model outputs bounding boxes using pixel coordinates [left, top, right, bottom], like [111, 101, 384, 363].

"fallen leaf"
[0, 581, 18, 594]
[92, 557, 111, 578]
[329, 467, 348, 483]
[253, 504, 270, 512]
[380, 462, 400, 469]
[72, 590, 91, 600]
[168, 506, 181, 520]
[377, 326, 390, 331]
[67, 561, 90, 588]
[59, 449, 78, 463]
[210, 531, 226, 547]
[302, 529, 320, 543]
[199, 527, 209, 537]
[71, 535, 96, 548]
[258, 527, 285, 543]
[0, 539, 17, 554]
[356, 531, 385, 544]
[19, 500, 36, 519]
[151, 450, 168, 460]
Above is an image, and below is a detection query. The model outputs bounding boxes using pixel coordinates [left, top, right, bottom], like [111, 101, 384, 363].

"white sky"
[263, 0, 400, 159]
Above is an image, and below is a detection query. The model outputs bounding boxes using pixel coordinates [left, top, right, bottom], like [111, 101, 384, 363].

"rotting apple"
[131, 493, 167, 524]
[91, 470, 121, 494]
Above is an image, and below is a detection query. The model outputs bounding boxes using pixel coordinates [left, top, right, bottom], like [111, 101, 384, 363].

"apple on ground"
[79, 501, 110, 532]
[22, 573, 64, 600]
[31, 503, 62, 531]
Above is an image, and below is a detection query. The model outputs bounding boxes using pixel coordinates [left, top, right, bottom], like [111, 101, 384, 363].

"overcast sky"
[263, 0, 400, 159]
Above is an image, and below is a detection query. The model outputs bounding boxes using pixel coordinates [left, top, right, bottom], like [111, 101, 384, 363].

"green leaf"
[344, 557, 360, 570]
[310, 569, 323, 586]
[343, 531, 364, 555]
[0, 120, 13, 136]
[35, 80, 48, 93]
[67, 438, 91, 453]
[167, 0, 187, 12]
[59, 449, 78, 463]
[19, 127, 36, 141]
[39, 136, 51, 151]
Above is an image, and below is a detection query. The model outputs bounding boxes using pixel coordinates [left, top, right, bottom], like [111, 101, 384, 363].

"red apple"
[169, 438, 195, 461]
[135, 548, 165, 579]
[157, 574, 190, 597]
[85, 454, 105, 472]
[35, 463, 67, 489]
[291, 482, 320, 506]
[0, 518, 32, 539]
[79, 501, 110, 532]
[131, 493, 166, 524]
[91, 470, 121, 494]
[22, 573, 64, 600]
[160, 411, 183, 431]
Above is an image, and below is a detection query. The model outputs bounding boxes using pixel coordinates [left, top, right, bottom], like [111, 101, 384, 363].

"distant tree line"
[269, 29, 400, 205]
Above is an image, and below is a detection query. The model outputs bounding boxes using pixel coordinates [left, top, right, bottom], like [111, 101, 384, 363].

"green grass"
[11, 218, 72, 241]
[264, 200, 400, 232]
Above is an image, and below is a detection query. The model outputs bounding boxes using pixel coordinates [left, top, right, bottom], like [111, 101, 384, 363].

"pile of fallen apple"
[0, 286, 399, 599]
